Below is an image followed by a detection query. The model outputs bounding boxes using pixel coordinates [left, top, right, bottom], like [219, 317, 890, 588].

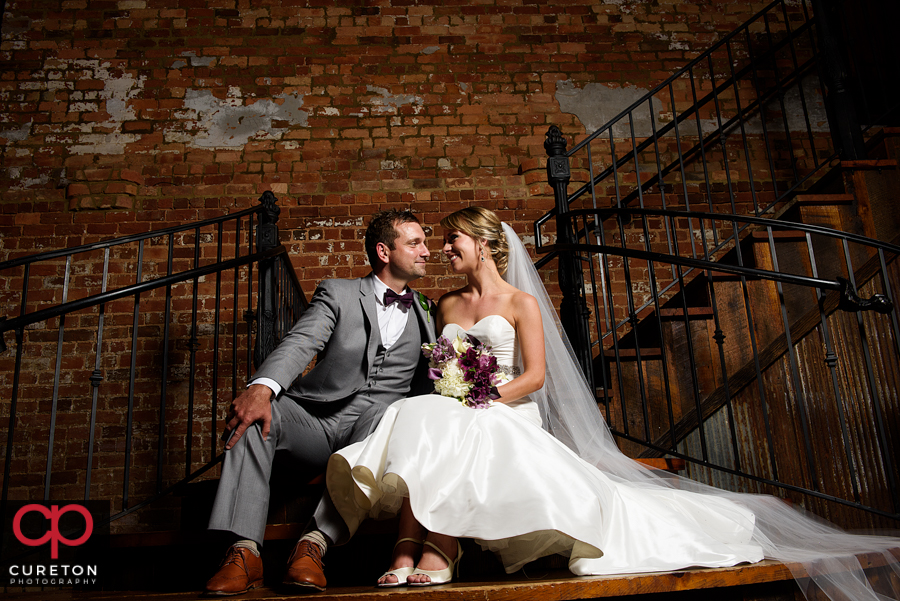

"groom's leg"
[209, 397, 333, 544]
[307, 397, 391, 546]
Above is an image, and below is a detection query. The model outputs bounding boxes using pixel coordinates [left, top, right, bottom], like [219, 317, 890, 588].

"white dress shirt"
[253, 275, 412, 398]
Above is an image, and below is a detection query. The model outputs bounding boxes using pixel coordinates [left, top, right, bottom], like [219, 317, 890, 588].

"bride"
[324, 207, 900, 598]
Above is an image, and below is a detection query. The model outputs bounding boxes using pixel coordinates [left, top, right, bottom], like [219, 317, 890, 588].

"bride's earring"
[480, 246, 485, 262]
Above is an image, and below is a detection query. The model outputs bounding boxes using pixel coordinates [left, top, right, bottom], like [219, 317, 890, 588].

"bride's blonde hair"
[440, 207, 509, 275]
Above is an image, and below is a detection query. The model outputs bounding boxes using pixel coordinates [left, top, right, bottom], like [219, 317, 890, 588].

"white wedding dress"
[325, 315, 765, 575]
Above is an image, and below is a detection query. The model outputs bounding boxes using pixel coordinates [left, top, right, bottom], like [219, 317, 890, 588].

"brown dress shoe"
[283, 540, 327, 591]
[205, 545, 264, 596]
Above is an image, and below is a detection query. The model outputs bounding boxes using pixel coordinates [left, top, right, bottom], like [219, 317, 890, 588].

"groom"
[204, 209, 436, 595]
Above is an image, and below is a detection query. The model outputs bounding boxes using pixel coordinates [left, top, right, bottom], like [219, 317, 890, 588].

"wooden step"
[794, 193, 855, 206]
[793, 194, 856, 234]
[0, 560, 801, 601]
[603, 347, 663, 359]
[658, 307, 714, 320]
[747, 229, 808, 242]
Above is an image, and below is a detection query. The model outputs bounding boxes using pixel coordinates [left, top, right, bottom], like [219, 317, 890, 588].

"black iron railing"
[535, 0, 900, 526]
[539, 207, 899, 524]
[0, 192, 305, 533]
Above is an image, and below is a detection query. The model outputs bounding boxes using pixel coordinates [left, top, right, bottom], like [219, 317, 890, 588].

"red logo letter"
[13, 504, 93, 559]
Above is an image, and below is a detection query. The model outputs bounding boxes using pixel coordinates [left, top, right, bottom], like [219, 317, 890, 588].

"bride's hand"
[223, 384, 273, 449]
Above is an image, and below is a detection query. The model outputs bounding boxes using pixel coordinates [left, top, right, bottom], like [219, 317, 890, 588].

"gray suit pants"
[208, 393, 389, 546]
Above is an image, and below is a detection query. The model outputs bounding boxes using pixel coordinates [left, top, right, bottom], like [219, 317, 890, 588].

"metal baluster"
[807, 232, 860, 502]
[157, 234, 175, 494]
[123, 241, 143, 509]
[725, 38, 763, 216]
[637, 211, 678, 453]
[745, 27, 783, 207]
[841, 240, 898, 512]
[708, 53, 740, 216]
[763, 9, 802, 186]
[767, 227, 819, 488]
[45, 256, 72, 500]
[186, 227, 201, 478]
[85, 248, 110, 500]
[212, 222, 223, 459]
[688, 66, 717, 238]
[246, 213, 255, 380]
[779, 1, 819, 171]
[2, 264, 29, 508]
[232, 217, 242, 400]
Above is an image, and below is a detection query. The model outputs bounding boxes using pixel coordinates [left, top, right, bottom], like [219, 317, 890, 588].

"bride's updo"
[440, 207, 509, 275]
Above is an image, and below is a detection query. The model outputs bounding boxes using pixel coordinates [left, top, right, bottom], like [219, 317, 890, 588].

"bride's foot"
[407, 535, 462, 586]
[376, 537, 423, 587]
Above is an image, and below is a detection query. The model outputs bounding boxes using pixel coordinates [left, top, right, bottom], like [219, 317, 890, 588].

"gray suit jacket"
[251, 274, 436, 404]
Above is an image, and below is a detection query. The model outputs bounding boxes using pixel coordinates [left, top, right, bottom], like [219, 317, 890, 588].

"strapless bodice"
[441, 314, 518, 371]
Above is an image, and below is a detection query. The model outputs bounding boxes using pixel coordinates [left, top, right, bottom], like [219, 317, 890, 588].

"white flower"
[434, 362, 469, 399]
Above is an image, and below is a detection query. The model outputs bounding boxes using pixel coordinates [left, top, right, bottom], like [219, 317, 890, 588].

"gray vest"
[363, 313, 423, 404]
[358, 309, 422, 403]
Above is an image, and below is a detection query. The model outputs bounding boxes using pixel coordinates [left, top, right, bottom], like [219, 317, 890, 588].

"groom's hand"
[223, 384, 274, 450]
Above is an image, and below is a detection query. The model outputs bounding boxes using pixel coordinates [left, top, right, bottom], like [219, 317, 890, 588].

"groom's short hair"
[365, 209, 421, 267]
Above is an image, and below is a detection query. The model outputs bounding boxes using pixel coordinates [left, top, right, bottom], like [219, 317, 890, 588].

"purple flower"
[427, 335, 456, 363]
[427, 367, 443, 381]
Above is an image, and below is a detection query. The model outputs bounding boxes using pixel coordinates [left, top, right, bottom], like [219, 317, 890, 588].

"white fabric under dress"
[325, 315, 765, 575]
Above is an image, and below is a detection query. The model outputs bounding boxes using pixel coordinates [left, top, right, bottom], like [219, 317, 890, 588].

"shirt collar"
[372, 275, 408, 307]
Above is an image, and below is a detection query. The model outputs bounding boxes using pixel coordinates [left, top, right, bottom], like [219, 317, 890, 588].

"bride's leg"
[376, 498, 426, 586]
[407, 532, 460, 585]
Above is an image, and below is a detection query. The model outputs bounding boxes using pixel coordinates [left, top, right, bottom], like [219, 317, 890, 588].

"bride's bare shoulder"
[510, 289, 540, 319]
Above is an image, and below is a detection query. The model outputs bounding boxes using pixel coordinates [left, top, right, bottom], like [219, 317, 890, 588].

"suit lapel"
[359, 275, 381, 370]
[410, 288, 437, 343]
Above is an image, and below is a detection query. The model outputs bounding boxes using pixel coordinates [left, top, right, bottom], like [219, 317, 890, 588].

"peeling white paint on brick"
[380, 160, 403, 170]
[26, 59, 147, 156]
[421, 46, 441, 55]
[176, 50, 215, 68]
[556, 80, 663, 137]
[366, 85, 424, 115]
[0, 121, 32, 142]
[556, 76, 826, 138]
[7, 166, 50, 190]
[322, 107, 340, 116]
[174, 89, 309, 148]
[652, 32, 690, 51]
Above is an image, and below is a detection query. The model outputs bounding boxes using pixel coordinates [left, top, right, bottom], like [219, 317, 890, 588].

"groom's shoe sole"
[282, 581, 326, 593]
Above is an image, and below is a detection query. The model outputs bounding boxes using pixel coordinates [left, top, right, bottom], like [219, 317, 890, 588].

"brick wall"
[0, 0, 803, 529]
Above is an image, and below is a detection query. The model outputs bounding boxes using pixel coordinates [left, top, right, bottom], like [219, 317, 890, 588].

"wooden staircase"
[595, 128, 900, 529]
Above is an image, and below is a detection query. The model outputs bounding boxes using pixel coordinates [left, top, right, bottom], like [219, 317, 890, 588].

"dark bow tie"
[383, 289, 415, 309]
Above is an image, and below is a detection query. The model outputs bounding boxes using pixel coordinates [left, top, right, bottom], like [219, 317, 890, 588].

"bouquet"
[421, 333, 502, 409]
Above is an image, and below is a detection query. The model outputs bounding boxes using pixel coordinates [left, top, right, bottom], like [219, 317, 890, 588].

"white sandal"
[408, 539, 463, 586]
[376, 537, 423, 587]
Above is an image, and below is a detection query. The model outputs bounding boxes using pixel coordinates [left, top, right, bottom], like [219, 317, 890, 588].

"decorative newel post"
[254, 191, 280, 368]
[545, 126, 596, 391]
